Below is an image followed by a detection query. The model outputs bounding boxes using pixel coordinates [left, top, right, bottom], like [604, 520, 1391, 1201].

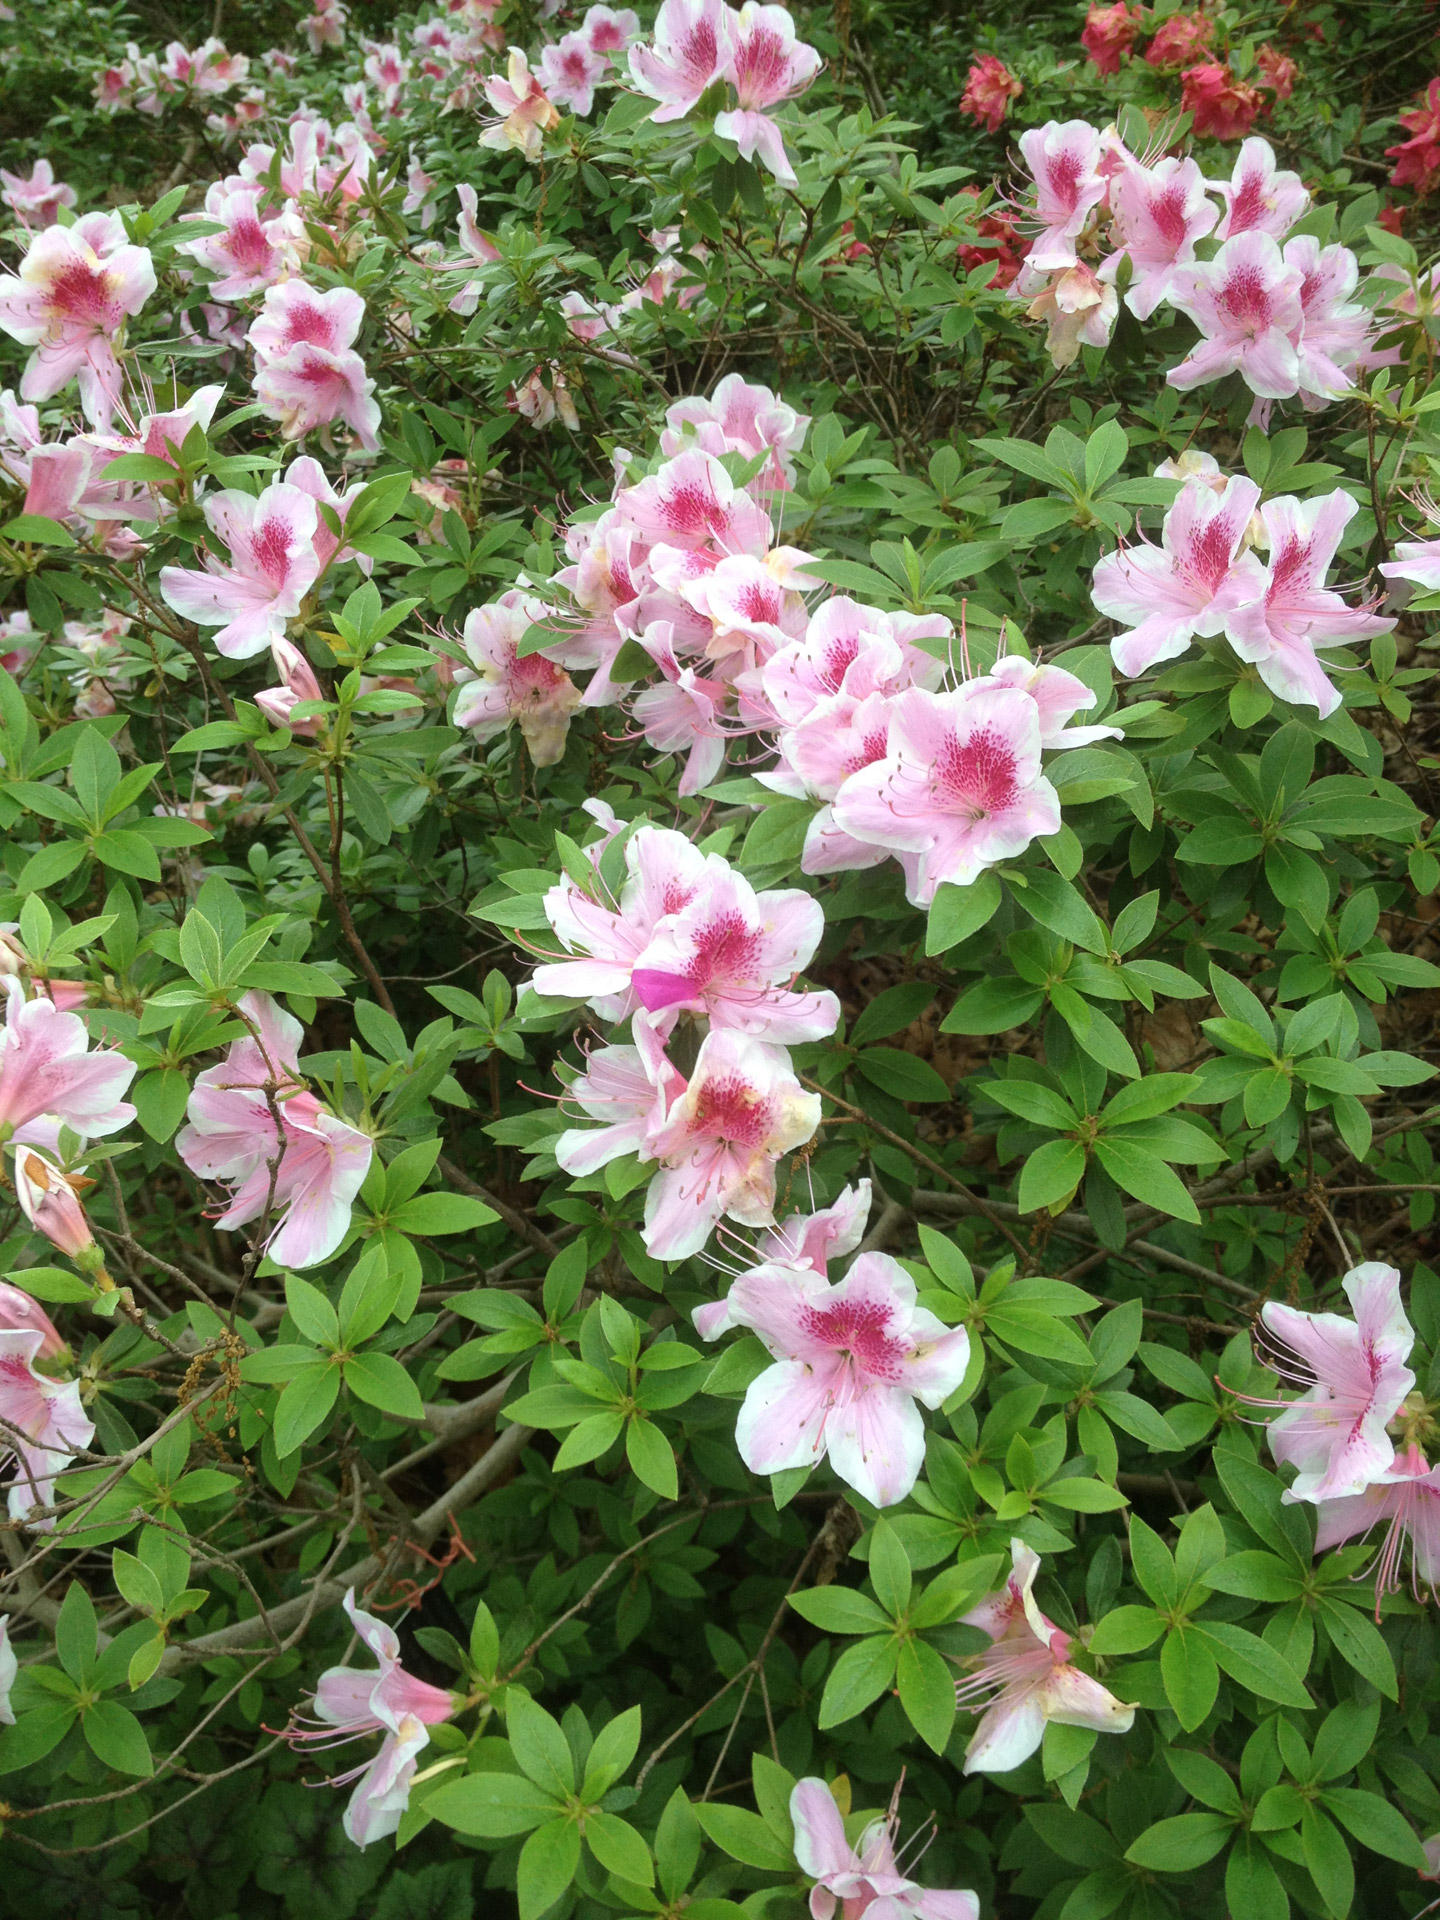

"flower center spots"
[690, 910, 764, 983]
[736, 27, 789, 105]
[1182, 517, 1239, 593]
[678, 20, 718, 81]
[1217, 267, 1272, 335]
[690, 1073, 767, 1148]
[1269, 533, 1313, 596]
[662, 480, 726, 537]
[1150, 183, 1190, 249]
[1045, 149, 1084, 216]
[561, 48, 589, 80]
[226, 216, 273, 269]
[510, 649, 566, 701]
[844, 724, 889, 776]
[1227, 170, 1267, 235]
[737, 580, 780, 623]
[819, 632, 860, 691]
[283, 303, 335, 348]
[799, 1296, 907, 1381]
[935, 726, 1019, 821]
[47, 261, 117, 330]
[251, 516, 295, 585]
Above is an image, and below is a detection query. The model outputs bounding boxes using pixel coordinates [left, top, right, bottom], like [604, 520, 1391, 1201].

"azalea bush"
[4, 1, 1440, 1916]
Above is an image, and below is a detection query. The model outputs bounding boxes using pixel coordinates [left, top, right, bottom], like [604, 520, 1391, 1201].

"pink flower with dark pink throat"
[175, 991, 373, 1270]
[0, 1280, 65, 1358]
[1165, 230, 1304, 399]
[691, 1180, 872, 1336]
[283, 1588, 456, 1848]
[0, 161, 77, 229]
[159, 480, 322, 659]
[630, 623, 731, 797]
[540, 31, 609, 114]
[480, 49, 560, 159]
[959, 54, 1021, 136]
[955, 1540, 1136, 1772]
[1103, 155, 1218, 321]
[0, 211, 156, 427]
[790, 1775, 980, 1920]
[179, 183, 306, 300]
[12, 1148, 95, 1261]
[1314, 1443, 1440, 1616]
[247, 279, 380, 451]
[451, 590, 582, 767]
[1287, 236, 1370, 403]
[1091, 473, 1268, 678]
[629, 0, 734, 123]
[1016, 121, 1108, 272]
[0, 1327, 94, 1526]
[1226, 491, 1393, 717]
[830, 683, 1062, 908]
[0, 979, 136, 1146]
[705, 1249, 970, 1505]
[584, 6, 641, 56]
[1080, 2, 1142, 76]
[661, 372, 810, 493]
[554, 1023, 683, 1178]
[713, 3, 822, 187]
[642, 1030, 820, 1261]
[1210, 137, 1310, 243]
[1252, 1261, 1415, 1502]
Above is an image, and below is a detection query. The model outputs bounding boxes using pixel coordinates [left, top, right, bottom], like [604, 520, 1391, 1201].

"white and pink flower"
[0, 211, 156, 426]
[159, 480, 323, 659]
[451, 591, 582, 767]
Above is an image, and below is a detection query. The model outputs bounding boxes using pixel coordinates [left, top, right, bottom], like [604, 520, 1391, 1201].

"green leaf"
[624, 1417, 678, 1499]
[1314, 1595, 1397, 1698]
[896, 1634, 956, 1754]
[1165, 1747, 1241, 1815]
[1161, 1627, 1218, 1731]
[849, 981, 937, 1046]
[692, 1804, 794, 1872]
[1014, 869, 1106, 952]
[1225, 1835, 1289, 1920]
[1092, 1138, 1200, 1222]
[518, 1817, 581, 1920]
[1195, 1622, 1312, 1708]
[1124, 1812, 1234, 1871]
[388, 1192, 499, 1234]
[273, 1362, 341, 1455]
[817, 1635, 898, 1727]
[868, 1519, 912, 1617]
[507, 1690, 575, 1797]
[4, 1265, 97, 1303]
[1088, 1606, 1165, 1656]
[1017, 1139, 1087, 1213]
[56, 1580, 99, 1681]
[81, 1700, 153, 1776]
[790, 1586, 891, 1635]
[580, 1706, 642, 1801]
[553, 1410, 625, 1470]
[1320, 1786, 1427, 1867]
[344, 1351, 426, 1421]
[585, 1810, 654, 1886]
[985, 1302, 1092, 1364]
[427, 1771, 557, 1837]
[926, 872, 1001, 955]
[854, 1047, 950, 1102]
[285, 1275, 339, 1349]
[1302, 1803, 1353, 1920]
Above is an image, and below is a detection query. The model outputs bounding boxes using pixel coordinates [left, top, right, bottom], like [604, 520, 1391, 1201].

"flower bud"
[13, 1148, 95, 1263]
[0, 1281, 65, 1359]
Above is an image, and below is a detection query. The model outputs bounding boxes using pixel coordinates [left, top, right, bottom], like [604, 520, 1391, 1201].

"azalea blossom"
[1255, 1261, 1415, 1503]
[175, 991, 373, 1270]
[451, 590, 582, 766]
[0, 160, 77, 229]
[539, 31, 609, 114]
[283, 1590, 456, 1848]
[1024, 262, 1118, 368]
[1080, 2, 1142, 76]
[554, 1028, 683, 1177]
[790, 1776, 980, 1920]
[959, 54, 1022, 136]
[480, 49, 560, 159]
[1380, 504, 1440, 594]
[710, 4, 820, 185]
[0, 211, 156, 425]
[1387, 78, 1440, 197]
[1286, 236, 1370, 403]
[974, 655, 1123, 749]
[1103, 155, 1218, 321]
[1165, 230, 1304, 399]
[630, 624, 731, 796]
[1313, 1443, 1440, 1615]
[1145, 11, 1213, 68]
[1016, 121, 1108, 272]
[255, 636, 326, 737]
[0, 1278, 66, 1360]
[643, 1030, 820, 1260]
[179, 183, 307, 301]
[629, 0, 734, 123]
[12, 1148, 96, 1261]
[704, 1249, 969, 1505]
[1091, 473, 1267, 677]
[660, 372, 810, 492]
[247, 279, 381, 450]
[0, 1327, 95, 1526]
[1226, 491, 1393, 717]
[831, 684, 1062, 908]
[583, 5, 641, 55]
[1181, 63, 1267, 143]
[616, 448, 771, 556]
[159, 481, 322, 659]
[1210, 138, 1310, 242]
[955, 1540, 1136, 1773]
[0, 979, 136, 1146]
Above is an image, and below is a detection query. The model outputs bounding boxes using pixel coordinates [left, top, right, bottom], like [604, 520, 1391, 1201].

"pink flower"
[790, 1775, 980, 1920]
[974, 656, 1123, 748]
[531, 822, 712, 1020]
[1017, 121, 1108, 272]
[442, 184, 502, 316]
[480, 49, 560, 159]
[760, 596, 947, 727]
[1210, 137, 1310, 242]
[0, 1281, 65, 1358]
[830, 685, 1062, 908]
[452, 590, 582, 766]
[959, 54, 1022, 136]
[643, 1030, 820, 1260]
[248, 280, 380, 451]
[1181, 63, 1267, 143]
[179, 183, 306, 300]
[1287, 236, 1370, 402]
[0, 1327, 94, 1526]
[540, 32, 609, 114]
[695, 1182, 875, 1339]
[630, 624, 731, 796]
[1091, 473, 1268, 677]
[1313, 1443, 1440, 1615]
[1381, 502, 1440, 593]
[1255, 1261, 1415, 1502]
[708, 1250, 969, 1505]
[159, 481, 322, 660]
[0, 161, 77, 229]
[1103, 155, 1218, 321]
[175, 991, 374, 1269]
[13, 1147, 95, 1260]
[302, 0, 347, 56]
[712, 3, 821, 187]
[1226, 491, 1393, 717]
[630, 0, 734, 123]
[629, 864, 838, 1042]
[1145, 11, 1213, 69]
[583, 6, 641, 55]
[285, 1589, 455, 1849]
[255, 636, 325, 736]
[1256, 44, 1299, 100]
[1165, 230, 1304, 399]
[554, 1027, 683, 1177]
[0, 980, 137, 1145]
[660, 372, 810, 493]
[0, 211, 156, 426]
[512, 364, 580, 431]
[1387, 79, 1440, 196]
[1080, 2, 1142, 76]
[1024, 262, 1118, 368]
[956, 1540, 1136, 1773]
[615, 448, 772, 555]
[286, 455, 370, 574]
[772, 691, 898, 877]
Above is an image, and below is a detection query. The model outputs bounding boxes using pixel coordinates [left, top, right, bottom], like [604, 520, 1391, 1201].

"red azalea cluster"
[955, 189, 1026, 288]
[1080, 5, 1300, 114]
[1081, 2, 1144, 76]
[1387, 79, 1440, 197]
[959, 53, 1022, 134]
[1181, 61, 1269, 140]
[1146, 10, 1214, 70]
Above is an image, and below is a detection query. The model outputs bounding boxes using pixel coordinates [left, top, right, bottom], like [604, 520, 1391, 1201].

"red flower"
[959, 53, 1023, 134]
[955, 188, 1026, 289]
[1181, 62, 1268, 141]
[1146, 10, 1215, 69]
[1386, 79, 1440, 196]
[1256, 43, 1299, 98]
[1080, 2, 1143, 76]
[1378, 204, 1405, 234]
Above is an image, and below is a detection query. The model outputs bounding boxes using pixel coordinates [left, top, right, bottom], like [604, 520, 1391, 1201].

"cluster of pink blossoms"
[1091, 455, 1392, 717]
[1012, 127, 1374, 422]
[437, 373, 1104, 910]
[1247, 1263, 1440, 1614]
